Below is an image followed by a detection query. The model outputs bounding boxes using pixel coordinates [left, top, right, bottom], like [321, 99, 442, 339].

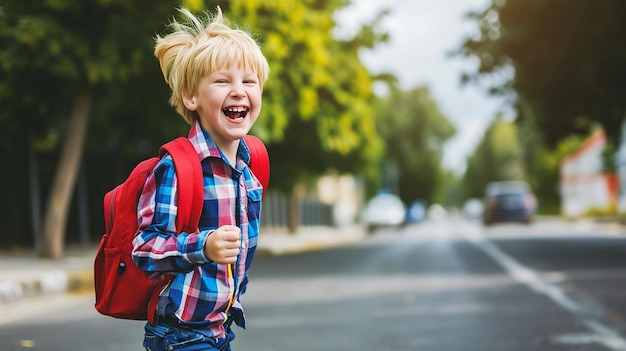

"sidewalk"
[0, 225, 365, 304]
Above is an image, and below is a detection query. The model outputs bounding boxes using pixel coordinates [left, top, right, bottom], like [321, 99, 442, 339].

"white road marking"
[462, 223, 626, 350]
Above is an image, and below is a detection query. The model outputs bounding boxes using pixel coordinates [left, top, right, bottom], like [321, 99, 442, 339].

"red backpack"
[94, 135, 269, 321]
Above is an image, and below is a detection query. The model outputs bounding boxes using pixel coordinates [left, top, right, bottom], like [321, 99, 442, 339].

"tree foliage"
[373, 86, 456, 205]
[0, 0, 390, 253]
[457, 0, 626, 148]
[463, 117, 525, 200]
[225, 0, 387, 192]
[0, 0, 184, 258]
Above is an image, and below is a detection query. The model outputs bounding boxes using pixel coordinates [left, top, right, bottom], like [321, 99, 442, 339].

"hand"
[204, 225, 241, 264]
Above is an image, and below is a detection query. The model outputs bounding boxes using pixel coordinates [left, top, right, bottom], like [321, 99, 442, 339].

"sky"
[335, 0, 507, 175]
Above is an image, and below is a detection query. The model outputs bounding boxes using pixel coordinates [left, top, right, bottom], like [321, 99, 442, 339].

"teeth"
[223, 107, 248, 119]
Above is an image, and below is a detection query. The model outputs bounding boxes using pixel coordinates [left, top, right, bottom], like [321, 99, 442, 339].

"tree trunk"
[287, 182, 305, 234]
[29, 130, 42, 251]
[40, 85, 93, 260]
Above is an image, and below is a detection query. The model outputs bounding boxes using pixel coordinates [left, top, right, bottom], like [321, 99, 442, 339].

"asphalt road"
[2, 218, 626, 351]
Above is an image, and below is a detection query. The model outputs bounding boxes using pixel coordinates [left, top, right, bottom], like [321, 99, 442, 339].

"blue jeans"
[143, 321, 235, 351]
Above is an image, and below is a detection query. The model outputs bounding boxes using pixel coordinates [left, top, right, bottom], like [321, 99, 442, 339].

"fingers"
[217, 225, 241, 243]
[221, 250, 240, 264]
[204, 225, 241, 264]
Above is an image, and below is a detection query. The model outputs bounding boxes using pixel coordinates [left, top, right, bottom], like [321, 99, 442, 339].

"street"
[2, 217, 626, 350]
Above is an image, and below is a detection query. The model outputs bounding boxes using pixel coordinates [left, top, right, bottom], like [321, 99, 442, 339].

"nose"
[230, 82, 246, 98]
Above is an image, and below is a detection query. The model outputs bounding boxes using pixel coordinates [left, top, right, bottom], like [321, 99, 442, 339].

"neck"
[219, 140, 239, 166]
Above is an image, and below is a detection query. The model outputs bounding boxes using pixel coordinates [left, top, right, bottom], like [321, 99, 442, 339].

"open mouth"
[223, 107, 249, 120]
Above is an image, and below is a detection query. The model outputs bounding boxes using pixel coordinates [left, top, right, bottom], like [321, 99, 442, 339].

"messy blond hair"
[155, 7, 270, 124]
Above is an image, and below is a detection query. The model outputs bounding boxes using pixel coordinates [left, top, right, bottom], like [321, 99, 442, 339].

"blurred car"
[482, 181, 536, 225]
[361, 191, 406, 233]
[462, 198, 484, 219]
[427, 203, 447, 221]
[406, 199, 427, 223]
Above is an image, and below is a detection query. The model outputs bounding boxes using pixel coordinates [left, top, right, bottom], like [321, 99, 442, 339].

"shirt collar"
[187, 120, 251, 170]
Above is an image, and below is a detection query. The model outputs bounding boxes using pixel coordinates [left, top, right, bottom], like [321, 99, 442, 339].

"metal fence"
[260, 192, 334, 229]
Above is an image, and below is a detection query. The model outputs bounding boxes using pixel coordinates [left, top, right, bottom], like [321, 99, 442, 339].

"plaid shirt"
[132, 121, 263, 337]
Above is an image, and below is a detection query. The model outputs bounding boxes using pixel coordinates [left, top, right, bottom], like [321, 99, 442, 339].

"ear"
[183, 94, 198, 111]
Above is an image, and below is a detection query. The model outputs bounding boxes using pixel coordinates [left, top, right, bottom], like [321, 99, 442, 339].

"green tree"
[373, 86, 456, 206]
[225, 0, 388, 231]
[463, 117, 525, 200]
[0, 0, 390, 250]
[0, 0, 180, 259]
[227, 0, 386, 189]
[457, 0, 626, 148]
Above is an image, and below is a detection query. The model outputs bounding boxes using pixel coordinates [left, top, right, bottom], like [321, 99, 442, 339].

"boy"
[131, 7, 270, 351]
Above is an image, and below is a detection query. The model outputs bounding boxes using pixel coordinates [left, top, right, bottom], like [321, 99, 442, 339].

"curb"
[0, 268, 97, 304]
[0, 270, 72, 303]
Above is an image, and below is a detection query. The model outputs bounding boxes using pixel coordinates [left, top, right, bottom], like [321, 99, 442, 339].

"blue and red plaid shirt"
[132, 121, 263, 337]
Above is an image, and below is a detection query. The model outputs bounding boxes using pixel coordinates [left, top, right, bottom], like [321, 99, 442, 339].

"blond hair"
[155, 7, 270, 124]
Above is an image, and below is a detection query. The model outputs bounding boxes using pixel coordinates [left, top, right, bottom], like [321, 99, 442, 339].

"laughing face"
[184, 66, 262, 153]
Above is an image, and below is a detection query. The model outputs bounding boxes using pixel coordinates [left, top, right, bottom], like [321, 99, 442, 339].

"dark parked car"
[482, 181, 536, 225]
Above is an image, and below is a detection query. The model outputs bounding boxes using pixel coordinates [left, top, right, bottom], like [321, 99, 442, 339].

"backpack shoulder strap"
[146, 137, 203, 325]
[159, 137, 203, 234]
[243, 135, 270, 198]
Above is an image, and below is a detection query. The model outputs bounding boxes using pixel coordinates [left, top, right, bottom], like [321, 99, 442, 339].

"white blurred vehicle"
[361, 192, 406, 233]
[463, 198, 484, 219]
[427, 203, 447, 221]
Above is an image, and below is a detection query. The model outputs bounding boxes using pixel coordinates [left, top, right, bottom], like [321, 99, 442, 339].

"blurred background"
[1, 0, 625, 259]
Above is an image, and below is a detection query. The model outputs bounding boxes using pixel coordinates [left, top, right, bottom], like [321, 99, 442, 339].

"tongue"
[224, 110, 238, 119]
